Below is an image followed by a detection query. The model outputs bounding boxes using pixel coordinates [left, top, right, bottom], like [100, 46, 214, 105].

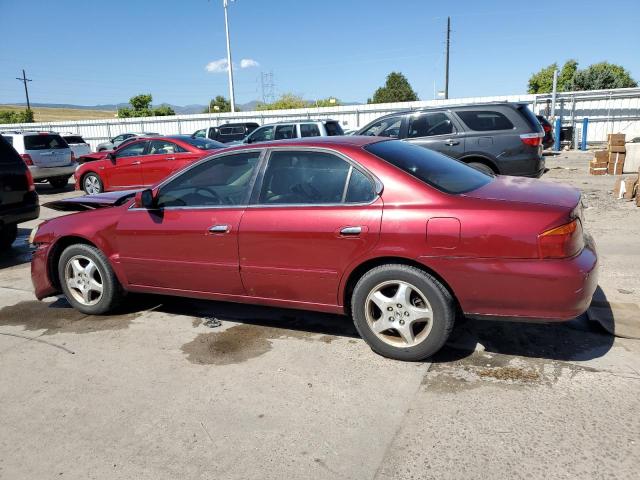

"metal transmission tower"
[261, 71, 275, 104]
[444, 16, 451, 100]
[16, 69, 32, 110]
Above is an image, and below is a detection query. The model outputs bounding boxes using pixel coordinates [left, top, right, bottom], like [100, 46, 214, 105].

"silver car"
[96, 132, 159, 151]
[1, 131, 76, 189]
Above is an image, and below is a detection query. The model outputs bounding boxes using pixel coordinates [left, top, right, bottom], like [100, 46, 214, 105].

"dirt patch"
[477, 366, 540, 382]
[182, 324, 338, 365]
[0, 299, 137, 335]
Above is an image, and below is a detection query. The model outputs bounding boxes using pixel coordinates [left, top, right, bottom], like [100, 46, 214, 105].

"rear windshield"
[325, 122, 344, 136]
[63, 135, 85, 144]
[24, 134, 68, 150]
[181, 137, 226, 150]
[364, 140, 492, 194]
[456, 110, 514, 131]
[0, 135, 23, 164]
[219, 126, 245, 135]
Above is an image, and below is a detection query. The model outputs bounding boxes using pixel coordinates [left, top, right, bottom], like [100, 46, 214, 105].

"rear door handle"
[208, 224, 230, 234]
[444, 139, 460, 146]
[340, 226, 362, 236]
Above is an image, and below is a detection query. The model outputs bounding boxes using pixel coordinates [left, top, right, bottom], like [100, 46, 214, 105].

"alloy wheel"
[84, 175, 101, 194]
[364, 280, 433, 347]
[64, 255, 104, 306]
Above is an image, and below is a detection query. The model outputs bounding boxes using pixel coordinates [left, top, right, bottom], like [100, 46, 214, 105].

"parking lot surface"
[1, 151, 639, 479]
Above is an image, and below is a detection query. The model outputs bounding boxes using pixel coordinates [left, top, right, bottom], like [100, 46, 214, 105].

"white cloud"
[205, 58, 229, 73]
[205, 57, 260, 73]
[240, 58, 259, 69]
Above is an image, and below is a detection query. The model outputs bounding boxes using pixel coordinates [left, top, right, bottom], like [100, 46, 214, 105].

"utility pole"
[444, 16, 451, 100]
[222, 0, 236, 112]
[16, 69, 32, 110]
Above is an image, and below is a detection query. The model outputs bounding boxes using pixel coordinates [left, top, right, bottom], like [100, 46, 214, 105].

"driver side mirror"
[135, 188, 157, 209]
[107, 152, 116, 161]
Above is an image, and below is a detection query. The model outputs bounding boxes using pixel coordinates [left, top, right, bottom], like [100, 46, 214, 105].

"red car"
[31, 137, 597, 361]
[74, 135, 226, 194]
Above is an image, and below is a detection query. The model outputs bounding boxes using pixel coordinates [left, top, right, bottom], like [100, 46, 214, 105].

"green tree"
[313, 97, 340, 107]
[572, 62, 637, 91]
[203, 95, 232, 113]
[527, 63, 559, 94]
[117, 94, 175, 117]
[558, 59, 578, 90]
[368, 72, 418, 104]
[0, 108, 34, 124]
[152, 105, 175, 116]
[256, 93, 310, 110]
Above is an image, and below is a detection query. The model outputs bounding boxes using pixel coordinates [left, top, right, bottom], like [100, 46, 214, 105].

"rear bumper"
[31, 242, 58, 299]
[29, 165, 77, 181]
[0, 199, 39, 226]
[419, 235, 598, 321]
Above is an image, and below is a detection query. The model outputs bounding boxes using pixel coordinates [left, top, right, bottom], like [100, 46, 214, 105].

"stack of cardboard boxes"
[590, 133, 626, 175]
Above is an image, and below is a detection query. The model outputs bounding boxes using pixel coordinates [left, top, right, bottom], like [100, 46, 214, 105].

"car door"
[239, 148, 382, 307]
[105, 140, 147, 189]
[115, 150, 263, 294]
[141, 140, 199, 186]
[274, 124, 297, 140]
[403, 112, 464, 158]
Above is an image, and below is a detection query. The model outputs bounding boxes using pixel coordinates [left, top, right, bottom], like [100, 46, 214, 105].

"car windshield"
[24, 134, 68, 150]
[180, 137, 225, 150]
[364, 140, 492, 194]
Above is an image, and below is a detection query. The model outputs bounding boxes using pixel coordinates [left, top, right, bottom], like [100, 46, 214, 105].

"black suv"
[0, 134, 39, 250]
[357, 102, 545, 177]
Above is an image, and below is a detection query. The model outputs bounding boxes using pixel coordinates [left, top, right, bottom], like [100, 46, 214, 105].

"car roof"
[221, 136, 385, 152]
[369, 101, 526, 120]
[258, 119, 341, 126]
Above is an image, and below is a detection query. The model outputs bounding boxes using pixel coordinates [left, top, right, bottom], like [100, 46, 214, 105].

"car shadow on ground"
[0, 228, 33, 269]
[35, 182, 74, 196]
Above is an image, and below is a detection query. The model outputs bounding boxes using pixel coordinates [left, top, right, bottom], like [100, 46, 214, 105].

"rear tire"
[468, 162, 495, 175]
[351, 264, 455, 361]
[49, 177, 70, 189]
[58, 244, 123, 314]
[83, 173, 103, 195]
[0, 224, 18, 250]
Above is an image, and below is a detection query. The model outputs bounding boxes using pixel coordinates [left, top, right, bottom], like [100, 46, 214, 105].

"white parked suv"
[242, 120, 344, 144]
[59, 132, 91, 158]
[1, 131, 76, 189]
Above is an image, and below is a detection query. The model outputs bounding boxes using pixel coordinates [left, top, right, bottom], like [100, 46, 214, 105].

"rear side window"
[181, 137, 225, 150]
[0, 135, 22, 164]
[63, 136, 85, 144]
[407, 113, 454, 138]
[300, 124, 321, 137]
[24, 134, 68, 150]
[365, 140, 491, 194]
[324, 122, 344, 136]
[456, 111, 514, 131]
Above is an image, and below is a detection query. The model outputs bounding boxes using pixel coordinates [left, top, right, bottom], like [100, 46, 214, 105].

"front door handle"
[132, 161, 141, 165]
[340, 226, 362, 236]
[444, 139, 460, 146]
[166, 157, 175, 160]
[208, 224, 230, 234]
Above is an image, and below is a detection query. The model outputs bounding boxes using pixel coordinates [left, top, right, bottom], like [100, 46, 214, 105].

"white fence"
[2, 88, 640, 150]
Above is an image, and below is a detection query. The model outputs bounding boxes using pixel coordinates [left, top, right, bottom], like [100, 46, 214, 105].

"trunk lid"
[44, 190, 138, 212]
[463, 176, 580, 209]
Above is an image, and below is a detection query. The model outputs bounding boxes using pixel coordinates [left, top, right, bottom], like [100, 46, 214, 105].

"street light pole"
[223, 0, 236, 112]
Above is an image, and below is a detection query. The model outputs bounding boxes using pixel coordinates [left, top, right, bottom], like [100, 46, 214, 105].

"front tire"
[0, 223, 18, 250]
[58, 244, 123, 314]
[83, 173, 103, 195]
[351, 264, 455, 361]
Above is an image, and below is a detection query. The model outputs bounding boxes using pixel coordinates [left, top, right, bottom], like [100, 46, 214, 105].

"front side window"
[193, 129, 206, 138]
[258, 150, 374, 205]
[116, 141, 147, 158]
[112, 135, 125, 143]
[274, 125, 297, 140]
[300, 124, 321, 138]
[407, 113, 454, 138]
[365, 140, 491, 194]
[360, 117, 403, 138]
[248, 126, 274, 143]
[456, 110, 514, 131]
[157, 152, 261, 208]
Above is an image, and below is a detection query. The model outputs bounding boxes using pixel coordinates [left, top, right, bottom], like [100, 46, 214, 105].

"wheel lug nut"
[389, 317, 394, 322]
[387, 307, 393, 311]
[404, 311, 410, 316]
[397, 304, 402, 308]
[399, 320, 405, 325]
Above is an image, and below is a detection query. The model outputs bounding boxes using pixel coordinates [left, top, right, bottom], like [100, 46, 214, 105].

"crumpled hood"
[44, 190, 139, 211]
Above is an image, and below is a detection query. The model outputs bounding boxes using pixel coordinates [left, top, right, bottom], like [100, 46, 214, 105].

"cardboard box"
[613, 176, 638, 199]
[608, 144, 626, 153]
[590, 159, 609, 168]
[608, 152, 626, 174]
[608, 133, 626, 146]
[594, 150, 609, 162]
[590, 167, 608, 175]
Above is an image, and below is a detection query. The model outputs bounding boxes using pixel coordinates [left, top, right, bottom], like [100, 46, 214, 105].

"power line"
[15, 69, 32, 110]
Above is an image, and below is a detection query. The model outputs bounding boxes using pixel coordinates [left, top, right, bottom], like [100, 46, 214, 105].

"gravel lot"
[1, 152, 639, 480]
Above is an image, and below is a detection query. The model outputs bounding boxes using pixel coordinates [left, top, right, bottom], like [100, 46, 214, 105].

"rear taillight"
[20, 153, 33, 166]
[542, 124, 551, 133]
[520, 133, 543, 147]
[25, 168, 35, 192]
[538, 219, 584, 259]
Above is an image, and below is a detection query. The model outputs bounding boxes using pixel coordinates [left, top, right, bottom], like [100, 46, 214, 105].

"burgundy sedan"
[74, 135, 225, 194]
[31, 137, 597, 361]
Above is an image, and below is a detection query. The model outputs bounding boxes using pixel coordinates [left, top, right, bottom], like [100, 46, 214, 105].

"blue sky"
[1, 0, 639, 106]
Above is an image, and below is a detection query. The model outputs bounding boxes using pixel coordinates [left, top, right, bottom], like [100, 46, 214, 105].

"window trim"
[248, 146, 382, 208]
[130, 148, 267, 211]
